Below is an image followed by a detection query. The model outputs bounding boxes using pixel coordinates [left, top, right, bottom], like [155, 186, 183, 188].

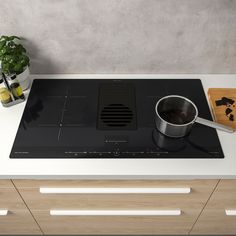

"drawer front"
[0, 180, 13, 188]
[191, 179, 236, 234]
[0, 210, 42, 235]
[0, 187, 26, 210]
[13, 180, 218, 210]
[0, 180, 42, 234]
[32, 209, 195, 235]
[13, 180, 218, 235]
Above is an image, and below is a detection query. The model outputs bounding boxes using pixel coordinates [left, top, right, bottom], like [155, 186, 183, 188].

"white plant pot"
[17, 66, 30, 91]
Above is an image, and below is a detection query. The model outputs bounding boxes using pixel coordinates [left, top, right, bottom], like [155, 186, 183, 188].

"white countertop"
[0, 74, 236, 179]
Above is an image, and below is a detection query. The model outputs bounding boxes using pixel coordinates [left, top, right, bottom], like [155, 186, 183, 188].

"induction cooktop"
[10, 79, 224, 159]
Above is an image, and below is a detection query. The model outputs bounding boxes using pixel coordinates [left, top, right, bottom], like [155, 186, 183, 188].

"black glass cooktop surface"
[10, 79, 224, 158]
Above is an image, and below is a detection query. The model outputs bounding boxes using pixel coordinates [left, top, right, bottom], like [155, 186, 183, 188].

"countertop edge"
[0, 175, 235, 180]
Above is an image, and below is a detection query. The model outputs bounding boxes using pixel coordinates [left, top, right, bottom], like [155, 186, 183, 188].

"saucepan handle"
[196, 117, 235, 133]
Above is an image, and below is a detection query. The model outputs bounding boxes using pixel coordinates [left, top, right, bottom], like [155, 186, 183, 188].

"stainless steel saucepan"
[155, 95, 235, 138]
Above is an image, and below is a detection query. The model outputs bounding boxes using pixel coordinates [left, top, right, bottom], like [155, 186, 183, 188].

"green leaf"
[2, 60, 16, 75]
[0, 40, 6, 50]
[9, 36, 21, 41]
[3, 55, 14, 62]
[0, 48, 7, 55]
[14, 63, 23, 73]
[9, 64, 15, 74]
[8, 41, 16, 48]
[2, 62, 10, 74]
[16, 44, 26, 54]
[20, 55, 29, 66]
[0, 35, 9, 41]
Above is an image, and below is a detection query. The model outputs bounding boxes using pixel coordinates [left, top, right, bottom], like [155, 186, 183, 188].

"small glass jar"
[8, 74, 25, 100]
[0, 78, 12, 106]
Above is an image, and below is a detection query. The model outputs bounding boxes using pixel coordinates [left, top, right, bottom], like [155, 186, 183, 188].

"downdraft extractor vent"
[100, 104, 133, 127]
[97, 83, 137, 130]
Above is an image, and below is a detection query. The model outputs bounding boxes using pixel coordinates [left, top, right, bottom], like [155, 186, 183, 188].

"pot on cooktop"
[155, 95, 234, 138]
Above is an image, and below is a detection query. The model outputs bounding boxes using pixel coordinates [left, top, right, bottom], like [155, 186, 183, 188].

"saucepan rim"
[155, 95, 199, 127]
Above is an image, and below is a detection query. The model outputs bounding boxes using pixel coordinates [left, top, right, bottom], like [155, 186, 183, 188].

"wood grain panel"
[13, 180, 218, 210]
[0, 210, 42, 235]
[13, 180, 218, 235]
[0, 180, 42, 234]
[0, 180, 13, 188]
[191, 179, 236, 235]
[0, 180, 26, 210]
[0, 187, 26, 210]
[32, 209, 196, 235]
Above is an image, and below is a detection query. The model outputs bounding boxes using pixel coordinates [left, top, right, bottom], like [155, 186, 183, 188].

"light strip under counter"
[225, 210, 236, 216]
[0, 210, 8, 216]
[50, 209, 181, 216]
[40, 187, 191, 194]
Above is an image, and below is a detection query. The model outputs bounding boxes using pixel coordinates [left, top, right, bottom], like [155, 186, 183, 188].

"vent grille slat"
[101, 115, 133, 117]
[102, 121, 133, 122]
[100, 104, 134, 127]
[102, 109, 131, 112]
[104, 106, 129, 110]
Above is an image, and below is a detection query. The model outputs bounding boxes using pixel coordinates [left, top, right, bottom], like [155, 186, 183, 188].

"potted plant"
[0, 35, 30, 90]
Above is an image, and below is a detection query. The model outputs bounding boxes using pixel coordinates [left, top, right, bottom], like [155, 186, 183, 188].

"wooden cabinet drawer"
[0, 180, 25, 211]
[0, 180, 42, 235]
[0, 210, 42, 235]
[13, 180, 217, 210]
[0, 180, 13, 188]
[191, 179, 236, 235]
[32, 209, 195, 235]
[0, 187, 26, 210]
[13, 179, 218, 235]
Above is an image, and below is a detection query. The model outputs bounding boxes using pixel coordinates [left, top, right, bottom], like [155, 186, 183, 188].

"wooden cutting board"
[208, 88, 236, 129]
